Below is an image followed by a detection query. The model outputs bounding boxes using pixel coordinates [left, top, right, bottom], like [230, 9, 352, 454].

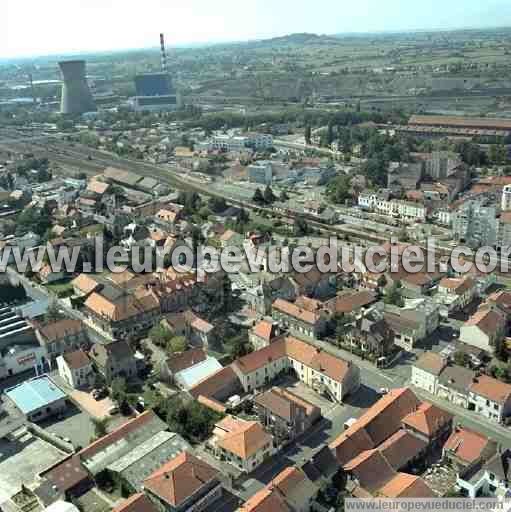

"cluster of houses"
[412, 352, 511, 424]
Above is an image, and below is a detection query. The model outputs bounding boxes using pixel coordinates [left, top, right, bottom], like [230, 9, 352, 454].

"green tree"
[384, 281, 404, 307]
[167, 336, 187, 354]
[253, 188, 265, 204]
[305, 125, 312, 145]
[453, 351, 470, 368]
[111, 377, 128, 408]
[149, 324, 174, 348]
[208, 196, 227, 213]
[294, 215, 310, 236]
[326, 175, 352, 204]
[280, 190, 289, 202]
[263, 185, 276, 204]
[92, 417, 109, 439]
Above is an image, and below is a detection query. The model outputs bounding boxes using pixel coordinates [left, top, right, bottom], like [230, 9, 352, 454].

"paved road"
[413, 387, 511, 446]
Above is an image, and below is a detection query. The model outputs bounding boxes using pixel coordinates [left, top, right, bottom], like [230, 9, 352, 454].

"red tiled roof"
[37, 319, 84, 343]
[344, 449, 395, 493]
[234, 337, 353, 384]
[330, 388, 420, 465]
[238, 487, 291, 512]
[62, 350, 91, 370]
[40, 454, 90, 493]
[144, 452, 218, 507]
[252, 320, 277, 341]
[444, 428, 490, 464]
[188, 366, 240, 400]
[402, 402, 452, 438]
[379, 473, 435, 498]
[112, 494, 156, 512]
[166, 348, 207, 374]
[378, 430, 427, 470]
[465, 307, 506, 336]
[216, 417, 272, 459]
[469, 375, 511, 404]
[273, 299, 320, 325]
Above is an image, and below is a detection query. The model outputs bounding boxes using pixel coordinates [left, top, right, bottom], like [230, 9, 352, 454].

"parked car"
[92, 388, 108, 400]
[108, 405, 119, 415]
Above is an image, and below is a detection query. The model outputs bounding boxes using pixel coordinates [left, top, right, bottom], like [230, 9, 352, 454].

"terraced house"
[232, 336, 360, 402]
[272, 298, 327, 339]
[83, 285, 160, 340]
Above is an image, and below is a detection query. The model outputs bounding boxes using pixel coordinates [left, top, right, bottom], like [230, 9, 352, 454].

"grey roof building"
[79, 411, 167, 475]
[107, 431, 190, 490]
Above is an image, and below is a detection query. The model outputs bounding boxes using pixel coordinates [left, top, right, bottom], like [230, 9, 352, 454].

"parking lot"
[69, 389, 115, 420]
[39, 403, 95, 448]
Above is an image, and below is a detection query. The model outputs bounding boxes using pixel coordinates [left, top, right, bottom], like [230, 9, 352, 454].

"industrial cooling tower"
[59, 60, 96, 115]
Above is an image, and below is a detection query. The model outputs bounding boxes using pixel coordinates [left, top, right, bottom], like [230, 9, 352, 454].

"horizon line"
[2, 23, 511, 62]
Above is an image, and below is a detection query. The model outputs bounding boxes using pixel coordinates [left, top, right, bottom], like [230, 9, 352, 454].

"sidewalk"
[412, 385, 511, 444]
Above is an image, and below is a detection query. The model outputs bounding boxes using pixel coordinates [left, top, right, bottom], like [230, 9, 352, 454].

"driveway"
[69, 389, 115, 420]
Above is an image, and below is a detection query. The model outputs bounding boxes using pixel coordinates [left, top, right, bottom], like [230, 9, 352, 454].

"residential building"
[209, 416, 274, 473]
[330, 388, 421, 466]
[89, 341, 138, 384]
[83, 288, 160, 340]
[160, 348, 207, 383]
[437, 364, 476, 408]
[498, 211, 511, 248]
[357, 194, 426, 222]
[238, 466, 318, 512]
[255, 386, 321, 444]
[459, 306, 507, 354]
[5, 375, 67, 422]
[249, 319, 281, 350]
[248, 161, 272, 185]
[272, 298, 327, 339]
[56, 350, 94, 389]
[35, 319, 89, 360]
[468, 375, 511, 424]
[112, 494, 157, 512]
[38, 264, 66, 284]
[71, 274, 102, 297]
[162, 350, 222, 391]
[401, 401, 453, 448]
[345, 307, 396, 361]
[188, 366, 243, 406]
[444, 426, 499, 498]
[437, 276, 476, 313]
[326, 291, 378, 317]
[502, 184, 511, 212]
[424, 151, 462, 180]
[143, 451, 222, 512]
[231, 336, 360, 402]
[384, 307, 433, 352]
[452, 200, 498, 248]
[387, 161, 423, 191]
[411, 352, 447, 394]
[238, 487, 291, 512]
[330, 388, 443, 498]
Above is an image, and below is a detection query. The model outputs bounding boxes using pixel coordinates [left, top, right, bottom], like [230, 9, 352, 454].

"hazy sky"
[3, 0, 511, 58]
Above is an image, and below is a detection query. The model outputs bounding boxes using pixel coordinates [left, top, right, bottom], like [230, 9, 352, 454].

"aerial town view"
[2, 1, 511, 511]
